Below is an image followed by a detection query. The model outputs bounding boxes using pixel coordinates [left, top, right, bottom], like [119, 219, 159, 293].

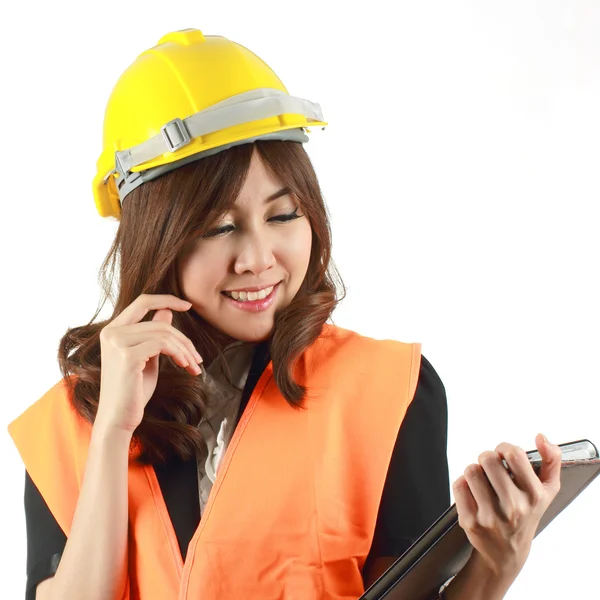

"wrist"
[467, 549, 523, 583]
[443, 551, 517, 600]
[91, 419, 134, 447]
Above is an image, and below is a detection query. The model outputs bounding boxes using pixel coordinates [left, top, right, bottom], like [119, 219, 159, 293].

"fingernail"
[540, 433, 548, 445]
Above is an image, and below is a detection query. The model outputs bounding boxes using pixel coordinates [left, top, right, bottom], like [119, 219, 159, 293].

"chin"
[226, 325, 274, 344]
[201, 314, 274, 344]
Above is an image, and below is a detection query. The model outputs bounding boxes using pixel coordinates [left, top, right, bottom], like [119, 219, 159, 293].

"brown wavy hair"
[58, 140, 346, 465]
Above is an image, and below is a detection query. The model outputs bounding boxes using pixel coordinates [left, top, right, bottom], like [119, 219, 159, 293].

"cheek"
[178, 247, 224, 294]
[284, 221, 312, 268]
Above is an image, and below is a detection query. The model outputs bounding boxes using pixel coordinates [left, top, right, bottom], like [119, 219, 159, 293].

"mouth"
[221, 282, 280, 311]
[222, 281, 280, 301]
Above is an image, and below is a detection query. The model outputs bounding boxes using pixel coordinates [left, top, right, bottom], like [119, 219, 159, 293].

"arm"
[24, 469, 66, 600]
[363, 355, 496, 599]
[363, 354, 451, 589]
[32, 425, 132, 600]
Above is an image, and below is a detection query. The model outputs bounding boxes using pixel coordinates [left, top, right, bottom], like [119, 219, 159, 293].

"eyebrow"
[224, 187, 292, 217]
[265, 187, 292, 203]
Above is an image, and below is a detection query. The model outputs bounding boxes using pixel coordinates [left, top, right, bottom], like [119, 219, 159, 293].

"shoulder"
[317, 323, 426, 397]
[319, 323, 415, 345]
[7, 377, 89, 471]
[8, 378, 80, 440]
[407, 354, 448, 426]
[316, 323, 421, 360]
[417, 355, 447, 399]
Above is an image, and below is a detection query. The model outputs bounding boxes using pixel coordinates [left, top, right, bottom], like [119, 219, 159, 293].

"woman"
[8, 28, 561, 600]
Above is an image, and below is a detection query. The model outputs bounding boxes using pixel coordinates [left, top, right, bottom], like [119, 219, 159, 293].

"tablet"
[360, 439, 600, 600]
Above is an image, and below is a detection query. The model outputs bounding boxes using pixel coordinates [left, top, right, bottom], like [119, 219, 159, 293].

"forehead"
[233, 151, 286, 206]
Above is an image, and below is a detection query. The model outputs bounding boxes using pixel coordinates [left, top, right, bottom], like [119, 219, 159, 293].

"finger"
[115, 324, 199, 372]
[131, 338, 202, 375]
[477, 450, 516, 510]
[151, 310, 202, 363]
[463, 463, 498, 519]
[150, 310, 196, 367]
[166, 337, 202, 373]
[109, 327, 197, 367]
[137, 332, 200, 373]
[495, 442, 540, 499]
[152, 308, 173, 325]
[453, 476, 478, 531]
[115, 321, 203, 364]
[107, 294, 192, 328]
[535, 433, 562, 492]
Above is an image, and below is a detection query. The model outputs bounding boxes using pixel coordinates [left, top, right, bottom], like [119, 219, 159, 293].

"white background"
[1, 1, 599, 598]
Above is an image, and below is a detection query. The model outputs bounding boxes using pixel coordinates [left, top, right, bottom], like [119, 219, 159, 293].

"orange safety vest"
[8, 324, 422, 600]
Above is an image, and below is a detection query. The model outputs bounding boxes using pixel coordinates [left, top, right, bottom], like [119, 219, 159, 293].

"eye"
[202, 208, 302, 238]
[269, 207, 301, 223]
[203, 225, 234, 238]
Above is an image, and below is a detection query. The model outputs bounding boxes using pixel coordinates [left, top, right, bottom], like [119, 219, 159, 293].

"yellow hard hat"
[92, 28, 328, 219]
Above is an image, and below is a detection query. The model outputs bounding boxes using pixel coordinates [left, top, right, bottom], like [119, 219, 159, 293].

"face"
[176, 148, 313, 344]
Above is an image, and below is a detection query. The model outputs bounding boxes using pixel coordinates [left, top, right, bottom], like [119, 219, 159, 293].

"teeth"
[225, 286, 274, 302]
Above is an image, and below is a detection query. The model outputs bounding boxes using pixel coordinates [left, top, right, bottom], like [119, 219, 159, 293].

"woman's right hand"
[95, 294, 203, 435]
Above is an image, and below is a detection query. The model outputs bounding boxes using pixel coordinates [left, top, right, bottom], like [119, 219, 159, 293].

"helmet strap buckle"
[161, 118, 191, 152]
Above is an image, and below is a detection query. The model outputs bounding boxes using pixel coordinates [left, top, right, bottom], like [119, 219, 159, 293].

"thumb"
[152, 308, 173, 325]
[536, 433, 562, 490]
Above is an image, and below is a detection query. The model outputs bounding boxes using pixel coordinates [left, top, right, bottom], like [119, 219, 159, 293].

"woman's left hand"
[452, 433, 562, 581]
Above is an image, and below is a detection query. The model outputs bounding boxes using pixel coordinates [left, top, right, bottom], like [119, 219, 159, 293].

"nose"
[233, 228, 277, 276]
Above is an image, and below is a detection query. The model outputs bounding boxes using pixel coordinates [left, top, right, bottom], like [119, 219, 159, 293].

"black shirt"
[23, 349, 450, 599]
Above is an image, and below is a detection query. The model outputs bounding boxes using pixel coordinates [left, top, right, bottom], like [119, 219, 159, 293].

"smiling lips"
[223, 285, 275, 302]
